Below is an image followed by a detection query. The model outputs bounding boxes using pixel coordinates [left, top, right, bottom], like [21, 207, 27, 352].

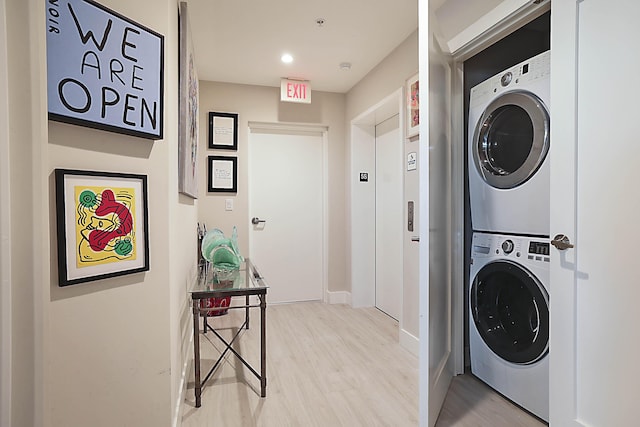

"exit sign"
[280, 78, 311, 104]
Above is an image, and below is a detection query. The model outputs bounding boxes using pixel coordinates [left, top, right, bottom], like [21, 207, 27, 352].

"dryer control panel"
[471, 232, 550, 263]
[469, 50, 550, 109]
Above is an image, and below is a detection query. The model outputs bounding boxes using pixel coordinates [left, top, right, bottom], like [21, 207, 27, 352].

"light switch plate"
[225, 198, 233, 211]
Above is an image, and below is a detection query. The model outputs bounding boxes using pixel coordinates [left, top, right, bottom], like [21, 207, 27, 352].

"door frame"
[349, 89, 407, 328]
[247, 121, 329, 302]
[446, 0, 552, 382]
[0, 0, 12, 423]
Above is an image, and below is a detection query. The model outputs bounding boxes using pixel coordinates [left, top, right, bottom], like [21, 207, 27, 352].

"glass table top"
[190, 258, 267, 298]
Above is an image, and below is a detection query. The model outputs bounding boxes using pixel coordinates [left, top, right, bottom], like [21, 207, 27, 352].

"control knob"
[502, 239, 514, 254]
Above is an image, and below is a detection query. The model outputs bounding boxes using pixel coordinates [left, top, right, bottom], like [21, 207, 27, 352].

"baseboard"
[326, 290, 352, 305]
[172, 330, 194, 427]
[400, 328, 419, 357]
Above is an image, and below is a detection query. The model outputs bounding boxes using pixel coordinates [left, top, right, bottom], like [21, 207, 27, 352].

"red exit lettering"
[287, 82, 307, 99]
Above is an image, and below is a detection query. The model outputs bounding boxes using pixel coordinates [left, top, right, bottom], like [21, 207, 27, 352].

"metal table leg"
[260, 293, 267, 397]
[193, 299, 202, 407]
[246, 294, 250, 329]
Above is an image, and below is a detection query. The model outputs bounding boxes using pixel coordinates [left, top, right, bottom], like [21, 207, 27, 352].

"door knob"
[251, 217, 266, 225]
[551, 234, 574, 250]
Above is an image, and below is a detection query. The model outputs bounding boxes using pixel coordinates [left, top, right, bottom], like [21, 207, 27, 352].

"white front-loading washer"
[469, 231, 549, 422]
[468, 50, 550, 236]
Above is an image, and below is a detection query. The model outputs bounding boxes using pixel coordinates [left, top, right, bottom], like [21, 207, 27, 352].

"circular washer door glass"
[471, 260, 549, 364]
[473, 90, 549, 189]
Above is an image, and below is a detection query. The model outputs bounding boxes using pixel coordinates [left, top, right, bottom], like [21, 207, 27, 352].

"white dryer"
[469, 231, 549, 422]
[468, 51, 550, 236]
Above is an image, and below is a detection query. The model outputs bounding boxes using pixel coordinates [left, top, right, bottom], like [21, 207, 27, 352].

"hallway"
[182, 302, 545, 426]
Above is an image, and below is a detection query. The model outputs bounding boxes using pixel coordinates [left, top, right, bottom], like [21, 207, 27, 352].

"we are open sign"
[46, 0, 164, 139]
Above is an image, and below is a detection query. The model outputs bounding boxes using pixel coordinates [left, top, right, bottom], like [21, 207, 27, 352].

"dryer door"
[471, 260, 549, 364]
[472, 90, 549, 189]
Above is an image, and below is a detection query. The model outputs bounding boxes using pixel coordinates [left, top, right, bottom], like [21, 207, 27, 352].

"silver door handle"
[551, 234, 574, 250]
[411, 236, 420, 242]
[251, 217, 266, 225]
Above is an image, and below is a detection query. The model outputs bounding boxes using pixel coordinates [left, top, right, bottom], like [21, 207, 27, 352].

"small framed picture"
[208, 112, 238, 150]
[55, 169, 150, 287]
[406, 73, 419, 138]
[207, 155, 237, 193]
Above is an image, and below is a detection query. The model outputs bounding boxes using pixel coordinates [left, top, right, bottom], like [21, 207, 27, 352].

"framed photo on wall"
[406, 73, 419, 138]
[55, 169, 150, 287]
[178, 1, 199, 198]
[208, 112, 238, 150]
[207, 155, 237, 193]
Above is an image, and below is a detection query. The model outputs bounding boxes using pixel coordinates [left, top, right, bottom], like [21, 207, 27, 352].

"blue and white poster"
[46, 0, 164, 139]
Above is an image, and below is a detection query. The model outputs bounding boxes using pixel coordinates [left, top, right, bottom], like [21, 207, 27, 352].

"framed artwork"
[207, 156, 237, 193]
[178, 1, 199, 198]
[208, 112, 238, 150]
[406, 73, 419, 138]
[55, 169, 150, 287]
[46, 0, 164, 139]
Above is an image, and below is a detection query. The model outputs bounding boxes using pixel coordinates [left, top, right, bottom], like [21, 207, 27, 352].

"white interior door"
[375, 115, 403, 320]
[248, 127, 324, 304]
[420, 4, 455, 426]
[550, 1, 640, 425]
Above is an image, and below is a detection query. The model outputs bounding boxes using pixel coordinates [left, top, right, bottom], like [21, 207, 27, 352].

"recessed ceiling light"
[281, 54, 293, 64]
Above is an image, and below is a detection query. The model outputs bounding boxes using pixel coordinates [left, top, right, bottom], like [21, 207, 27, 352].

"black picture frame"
[207, 155, 237, 193]
[208, 112, 238, 150]
[55, 169, 150, 286]
[46, 0, 164, 140]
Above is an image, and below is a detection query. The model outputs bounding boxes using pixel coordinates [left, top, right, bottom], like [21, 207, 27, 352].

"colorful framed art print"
[55, 169, 150, 286]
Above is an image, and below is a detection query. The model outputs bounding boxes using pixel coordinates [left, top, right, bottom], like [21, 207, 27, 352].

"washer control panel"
[472, 233, 550, 263]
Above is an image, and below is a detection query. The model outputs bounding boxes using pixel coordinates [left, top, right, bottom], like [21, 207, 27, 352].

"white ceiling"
[186, 0, 419, 93]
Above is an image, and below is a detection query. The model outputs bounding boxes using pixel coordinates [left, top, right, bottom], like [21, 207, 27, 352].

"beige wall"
[346, 30, 418, 122]
[197, 81, 347, 293]
[6, 0, 194, 425]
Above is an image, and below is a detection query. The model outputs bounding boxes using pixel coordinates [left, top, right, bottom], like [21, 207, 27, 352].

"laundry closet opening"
[462, 11, 551, 369]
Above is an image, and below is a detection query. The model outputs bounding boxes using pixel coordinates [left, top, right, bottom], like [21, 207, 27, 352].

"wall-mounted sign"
[46, 0, 164, 139]
[359, 172, 369, 182]
[407, 152, 417, 171]
[280, 78, 311, 104]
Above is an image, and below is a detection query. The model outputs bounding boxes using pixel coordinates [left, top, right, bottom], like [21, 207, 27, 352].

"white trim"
[399, 328, 419, 357]
[172, 330, 193, 427]
[448, 0, 550, 60]
[349, 88, 403, 309]
[451, 60, 465, 376]
[247, 121, 328, 134]
[326, 291, 351, 305]
[321, 131, 329, 303]
[247, 122, 329, 303]
[0, 0, 12, 423]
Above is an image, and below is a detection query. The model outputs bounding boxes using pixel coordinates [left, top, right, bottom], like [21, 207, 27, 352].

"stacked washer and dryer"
[468, 50, 550, 422]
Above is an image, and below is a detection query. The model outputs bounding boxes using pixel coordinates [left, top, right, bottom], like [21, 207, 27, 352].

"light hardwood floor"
[181, 302, 546, 427]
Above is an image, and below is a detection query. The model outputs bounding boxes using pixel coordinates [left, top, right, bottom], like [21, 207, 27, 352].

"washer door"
[472, 90, 549, 189]
[471, 260, 549, 364]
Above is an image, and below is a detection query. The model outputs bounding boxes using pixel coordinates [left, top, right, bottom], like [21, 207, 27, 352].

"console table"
[190, 259, 268, 407]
